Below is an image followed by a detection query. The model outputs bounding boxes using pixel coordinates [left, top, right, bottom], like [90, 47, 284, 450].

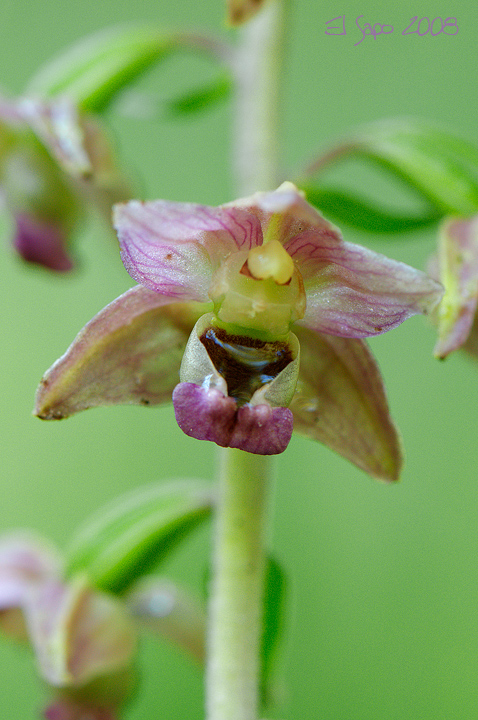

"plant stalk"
[232, 0, 286, 195]
[206, 3, 287, 717]
[206, 449, 273, 720]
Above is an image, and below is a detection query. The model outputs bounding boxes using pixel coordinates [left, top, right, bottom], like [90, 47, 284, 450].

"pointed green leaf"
[166, 73, 232, 117]
[260, 556, 287, 712]
[26, 25, 177, 113]
[301, 185, 441, 234]
[302, 118, 478, 218]
[65, 480, 214, 594]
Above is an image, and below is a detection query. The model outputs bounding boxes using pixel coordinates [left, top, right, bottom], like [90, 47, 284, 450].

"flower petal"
[0, 532, 60, 609]
[173, 383, 293, 455]
[290, 327, 402, 481]
[462, 315, 478, 358]
[26, 575, 136, 687]
[0, 533, 61, 610]
[13, 213, 73, 271]
[432, 215, 478, 358]
[19, 97, 93, 179]
[0, 533, 61, 640]
[227, 181, 340, 247]
[292, 236, 443, 337]
[35, 285, 202, 420]
[114, 200, 262, 300]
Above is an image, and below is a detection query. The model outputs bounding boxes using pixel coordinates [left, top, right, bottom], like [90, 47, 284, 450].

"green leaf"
[303, 118, 478, 218]
[166, 73, 232, 117]
[26, 25, 177, 113]
[301, 184, 441, 234]
[260, 556, 287, 711]
[64, 480, 214, 594]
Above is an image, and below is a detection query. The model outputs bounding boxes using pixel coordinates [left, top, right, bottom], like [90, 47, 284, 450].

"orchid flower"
[429, 215, 478, 359]
[0, 533, 137, 720]
[35, 183, 443, 480]
[0, 95, 129, 270]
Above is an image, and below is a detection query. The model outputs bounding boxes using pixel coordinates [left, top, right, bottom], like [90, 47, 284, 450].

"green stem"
[206, 449, 273, 720]
[206, 3, 288, 719]
[232, 0, 286, 195]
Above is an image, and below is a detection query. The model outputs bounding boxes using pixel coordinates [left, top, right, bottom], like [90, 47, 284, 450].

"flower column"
[206, 2, 286, 719]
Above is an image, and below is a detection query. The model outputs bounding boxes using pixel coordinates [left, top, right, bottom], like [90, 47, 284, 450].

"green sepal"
[260, 556, 287, 712]
[26, 25, 177, 113]
[64, 480, 214, 594]
[302, 118, 478, 219]
[301, 184, 441, 234]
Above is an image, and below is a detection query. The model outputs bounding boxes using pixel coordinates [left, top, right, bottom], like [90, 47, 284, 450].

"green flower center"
[208, 242, 306, 340]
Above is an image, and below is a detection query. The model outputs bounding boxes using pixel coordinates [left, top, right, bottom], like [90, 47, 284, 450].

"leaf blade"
[65, 480, 214, 594]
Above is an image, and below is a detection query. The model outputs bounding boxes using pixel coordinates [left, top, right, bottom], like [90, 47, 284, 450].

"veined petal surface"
[115, 200, 263, 300]
[228, 181, 342, 247]
[290, 327, 402, 481]
[293, 238, 443, 337]
[35, 285, 201, 419]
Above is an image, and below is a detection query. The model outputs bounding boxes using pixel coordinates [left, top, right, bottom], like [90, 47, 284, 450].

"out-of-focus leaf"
[65, 481, 214, 594]
[301, 185, 441, 234]
[26, 25, 177, 113]
[260, 556, 286, 711]
[303, 118, 478, 218]
[166, 74, 232, 117]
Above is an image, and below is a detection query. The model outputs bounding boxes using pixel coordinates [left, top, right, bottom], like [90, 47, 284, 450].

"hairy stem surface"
[206, 449, 272, 720]
[206, 3, 287, 718]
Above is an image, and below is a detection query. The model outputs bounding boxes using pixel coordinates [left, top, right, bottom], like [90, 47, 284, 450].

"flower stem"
[232, 0, 286, 195]
[206, 448, 272, 720]
[206, 3, 287, 719]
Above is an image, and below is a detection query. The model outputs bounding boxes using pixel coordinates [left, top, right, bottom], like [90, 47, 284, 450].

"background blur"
[1, 0, 477, 718]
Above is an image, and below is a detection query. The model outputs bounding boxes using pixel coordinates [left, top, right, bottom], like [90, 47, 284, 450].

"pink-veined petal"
[34, 285, 203, 420]
[227, 181, 341, 247]
[432, 215, 478, 358]
[291, 235, 443, 337]
[290, 327, 402, 481]
[114, 200, 263, 300]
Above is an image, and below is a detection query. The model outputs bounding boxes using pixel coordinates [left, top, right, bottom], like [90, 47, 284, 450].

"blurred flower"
[35, 183, 442, 479]
[0, 533, 137, 719]
[226, 0, 267, 25]
[429, 215, 478, 359]
[0, 95, 129, 270]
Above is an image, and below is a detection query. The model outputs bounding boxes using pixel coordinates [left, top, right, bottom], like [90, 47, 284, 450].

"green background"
[0, 0, 477, 718]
